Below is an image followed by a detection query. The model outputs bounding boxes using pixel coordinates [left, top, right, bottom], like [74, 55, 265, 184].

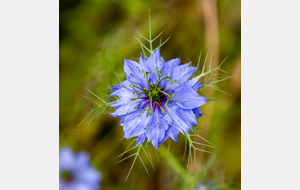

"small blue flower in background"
[59, 147, 102, 190]
[195, 181, 219, 190]
[109, 49, 209, 149]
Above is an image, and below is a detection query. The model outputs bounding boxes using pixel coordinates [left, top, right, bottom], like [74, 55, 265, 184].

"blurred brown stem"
[191, 0, 220, 173]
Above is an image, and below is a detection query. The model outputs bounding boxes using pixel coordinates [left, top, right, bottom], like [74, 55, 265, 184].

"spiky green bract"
[74, 87, 118, 131]
[114, 138, 156, 183]
[158, 145, 222, 190]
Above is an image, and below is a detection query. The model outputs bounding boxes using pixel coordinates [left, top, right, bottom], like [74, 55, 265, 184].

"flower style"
[59, 147, 102, 190]
[109, 49, 209, 149]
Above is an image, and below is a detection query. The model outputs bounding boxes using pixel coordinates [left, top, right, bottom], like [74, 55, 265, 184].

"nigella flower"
[195, 181, 219, 190]
[109, 49, 209, 149]
[59, 147, 102, 190]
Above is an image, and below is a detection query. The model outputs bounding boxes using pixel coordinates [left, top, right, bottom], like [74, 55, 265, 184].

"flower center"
[148, 85, 163, 101]
[61, 171, 73, 182]
[131, 71, 179, 116]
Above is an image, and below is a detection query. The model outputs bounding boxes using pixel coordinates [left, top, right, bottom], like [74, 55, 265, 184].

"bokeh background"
[59, 0, 241, 189]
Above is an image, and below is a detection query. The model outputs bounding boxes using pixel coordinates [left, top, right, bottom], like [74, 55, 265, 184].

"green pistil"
[160, 91, 177, 110]
[134, 101, 142, 109]
[156, 76, 172, 89]
[134, 91, 148, 95]
[147, 99, 153, 117]
[138, 108, 149, 116]
[157, 102, 167, 114]
[148, 85, 162, 101]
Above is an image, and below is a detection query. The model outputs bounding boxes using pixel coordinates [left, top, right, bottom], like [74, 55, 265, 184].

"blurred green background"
[59, 0, 241, 189]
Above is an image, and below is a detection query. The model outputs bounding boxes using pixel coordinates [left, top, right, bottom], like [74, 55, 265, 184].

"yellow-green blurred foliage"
[60, 0, 240, 189]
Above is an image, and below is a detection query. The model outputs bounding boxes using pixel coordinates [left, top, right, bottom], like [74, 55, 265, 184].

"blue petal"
[185, 75, 203, 91]
[183, 109, 198, 126]
[144, 106, 160, 141]
[136, 133, 146, 145]
[171, 85, 209, 109]
[60, 182, 78, 190]
[59, 180, 74, 190]
[165, 126, 180, 142]
[74, 152, 90, 172]
[124, 58, 149, 88]
[192, 82, 203, 91]
[159, 134, 169, 145]
[193, 107, 202, 118]
[119, 115, 126, 126]
[109, 88, 144, 117]
[59, 147, 75, 171]
[144, 50, 166, 85]
[162, 63, 189, 91]
[110, 99, 143, 117]
[146, 49, 164, 71]
[147, 70, 159, 85]
[158, 124, 180, 144]
[139, 53, 148, 65]
[144, 105, 166, 149]
[72, 183, 93, 190]
[138, 53, 151, 72]
[159, 58, 181, 87]
[161, 58, 181, 77]
[109, 88, 136, 107]
[146, 124, 165, 149]
[162, 105, 187, 133]
[163, 112, 174, 125]
[108, 80, 132, 91]
[166, 102, 192, 133]
[171, 62, 191, 78]
[176, 66, 198, 84]
[76, 167, 102, 187]
[123, 110, 150, 139]
[137, 99, 150, 109]
[160, 115, 169, 131]
[188, 75, 203, 91]
[169, 62, 191, 81]
[163, 64, 198, 92]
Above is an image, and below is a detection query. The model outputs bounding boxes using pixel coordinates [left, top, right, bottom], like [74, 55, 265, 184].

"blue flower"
[195, 182, 219, 190]
[109, 49, 209, 149]
[59, 147, 102, 190]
